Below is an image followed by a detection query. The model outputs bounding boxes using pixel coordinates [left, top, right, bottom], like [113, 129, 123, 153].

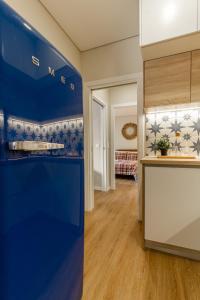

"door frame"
[83, 72, 144, 220]
[92, 96, 108, 192]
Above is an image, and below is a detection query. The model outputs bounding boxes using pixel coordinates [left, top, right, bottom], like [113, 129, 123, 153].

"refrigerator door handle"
[9, 141, 65, 151]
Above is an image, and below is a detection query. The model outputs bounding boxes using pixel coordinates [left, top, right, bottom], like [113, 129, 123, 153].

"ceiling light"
[163, 2, 177, 24]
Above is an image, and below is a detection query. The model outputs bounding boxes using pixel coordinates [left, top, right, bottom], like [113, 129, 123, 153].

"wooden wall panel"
[191, 50, 200, 102]
[144, 52, 191, 108]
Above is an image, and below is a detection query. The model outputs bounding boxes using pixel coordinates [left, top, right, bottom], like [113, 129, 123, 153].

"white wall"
[109, 84, 137, 106]
[81, 36, 142, 81]
[115, 115, 137, 150]
[5, 0, 81, 71]
[109, 84, 138, 152]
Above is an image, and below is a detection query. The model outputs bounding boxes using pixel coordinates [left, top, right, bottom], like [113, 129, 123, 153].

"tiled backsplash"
[146, 108, 200, 157]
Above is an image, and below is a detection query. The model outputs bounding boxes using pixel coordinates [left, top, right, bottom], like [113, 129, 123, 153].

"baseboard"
[145, 240, 200, 261]
[94, 186, 103, 191]
[94, 186, 110, 192]
[110, 184, 116, 190]
[105, 186, 110, 192]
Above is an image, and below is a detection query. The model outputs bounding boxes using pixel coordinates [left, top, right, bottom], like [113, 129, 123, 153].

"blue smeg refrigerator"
[0, 2, 84, 300]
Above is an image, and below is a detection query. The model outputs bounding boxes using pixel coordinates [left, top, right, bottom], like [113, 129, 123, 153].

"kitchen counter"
[141, 156, 200, 167]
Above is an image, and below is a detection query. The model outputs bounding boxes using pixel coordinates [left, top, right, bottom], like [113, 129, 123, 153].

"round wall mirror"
[122, 123, 137, 140]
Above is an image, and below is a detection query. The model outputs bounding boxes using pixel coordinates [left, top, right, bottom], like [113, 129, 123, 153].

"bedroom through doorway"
[91, 83, 138, 201]
[113, 103, 138, 189]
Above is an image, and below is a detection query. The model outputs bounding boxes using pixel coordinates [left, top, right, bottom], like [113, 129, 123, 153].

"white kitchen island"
[141, 157, 200, 260]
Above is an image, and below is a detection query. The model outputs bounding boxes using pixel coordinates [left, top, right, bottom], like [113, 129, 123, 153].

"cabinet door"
[198, 0, 200, 31]
[191, 50, 200, 102]
[145, 166, 200, 251]
[144, 52, 191, 108]
[140, 0, 197, 46]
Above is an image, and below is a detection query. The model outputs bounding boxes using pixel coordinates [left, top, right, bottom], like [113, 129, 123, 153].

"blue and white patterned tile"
[145, 128, 154, 140]
[168, 120, 184, 134]
[59, 121, 66, 134]
[178, 110, 197, 127]
[24, 123, 34, 139]
[160, 127, 172, 138]
[145, 108, 200, 156]
[182, 132, 192, 142]
[190, 131, 199, 144]
[190, 137, 200, 156]
[34, 125, 41, 141]
[146, 136, 158, 156]
[148, 120, 164, 137]
[157, 112, 174, 127]
[189, 118, 200, 136]
[181, 140, 193, 153]
[180, 125, 192, 135]
[146, 113, 156, 129]
[69, 120, 76, 133]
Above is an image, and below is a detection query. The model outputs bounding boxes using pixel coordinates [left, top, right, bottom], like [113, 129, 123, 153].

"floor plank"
[82, 178, 200, 300]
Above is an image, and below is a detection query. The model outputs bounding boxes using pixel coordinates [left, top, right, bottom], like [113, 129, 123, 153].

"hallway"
[83, 179, 200, 300]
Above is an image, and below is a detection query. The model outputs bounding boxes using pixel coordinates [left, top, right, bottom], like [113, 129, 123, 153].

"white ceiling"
[115, 105, 137, 116]
[40, 0, 139, 51]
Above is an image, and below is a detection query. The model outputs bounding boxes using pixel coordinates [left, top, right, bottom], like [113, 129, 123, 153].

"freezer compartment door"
[0, 158, 84, 300]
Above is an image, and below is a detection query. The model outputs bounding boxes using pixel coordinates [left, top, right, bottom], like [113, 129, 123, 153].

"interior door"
[92, 99, 104, 191]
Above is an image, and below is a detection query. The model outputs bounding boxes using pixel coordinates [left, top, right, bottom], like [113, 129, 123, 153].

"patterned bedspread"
[115, 151, 137, 177]
[115, 159, 137, 176]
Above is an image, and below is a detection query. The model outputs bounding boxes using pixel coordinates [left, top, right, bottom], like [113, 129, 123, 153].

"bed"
[115, 150, 138, 179]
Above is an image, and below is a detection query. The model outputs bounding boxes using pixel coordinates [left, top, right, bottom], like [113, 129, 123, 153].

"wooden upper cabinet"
[191, 50, 200, 102]
[144, 52, 191, 108]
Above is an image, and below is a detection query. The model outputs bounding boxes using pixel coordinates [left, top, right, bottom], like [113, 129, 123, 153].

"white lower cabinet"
[145, 166, 200, 251]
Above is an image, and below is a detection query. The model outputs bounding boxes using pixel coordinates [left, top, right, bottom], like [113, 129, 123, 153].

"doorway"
[84, 73, 144, 219]
[91, 83, 139, 205]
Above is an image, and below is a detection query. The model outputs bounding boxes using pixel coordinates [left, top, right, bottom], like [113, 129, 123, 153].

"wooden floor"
[82, 178, 200, 300]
